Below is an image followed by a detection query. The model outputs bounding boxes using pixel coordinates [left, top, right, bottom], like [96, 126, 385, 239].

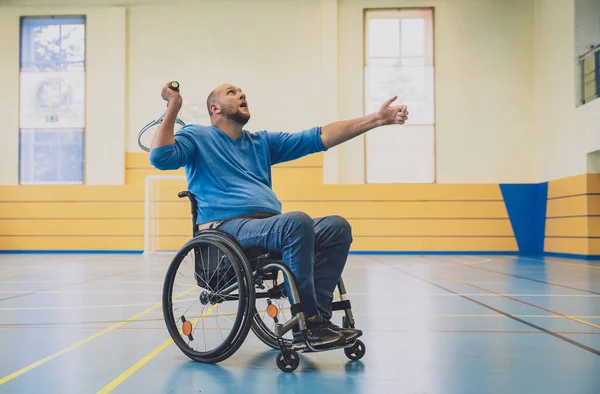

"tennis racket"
[137, 81, 186, 152]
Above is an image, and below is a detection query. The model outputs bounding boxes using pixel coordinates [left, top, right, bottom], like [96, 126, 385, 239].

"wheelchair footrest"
[293, 338, 357, 353]
[331, 300, 352, 311]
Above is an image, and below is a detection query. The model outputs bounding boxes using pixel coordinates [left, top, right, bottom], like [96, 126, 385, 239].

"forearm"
[320, 112, 382, 149]
[151, 97, 183, 149]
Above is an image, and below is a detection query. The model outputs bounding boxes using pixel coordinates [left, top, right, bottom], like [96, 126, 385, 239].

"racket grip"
[169, 81, 180, 92]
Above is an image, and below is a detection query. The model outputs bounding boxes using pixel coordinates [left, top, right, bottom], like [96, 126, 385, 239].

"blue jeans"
[216, 211, 353, 320]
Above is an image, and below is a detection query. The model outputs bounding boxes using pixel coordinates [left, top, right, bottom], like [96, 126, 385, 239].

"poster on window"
[19, 71, 85, 129]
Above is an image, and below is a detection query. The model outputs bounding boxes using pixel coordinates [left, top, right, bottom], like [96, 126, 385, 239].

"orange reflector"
[267, 304, 278, 318]
[182, 320, 192, 336]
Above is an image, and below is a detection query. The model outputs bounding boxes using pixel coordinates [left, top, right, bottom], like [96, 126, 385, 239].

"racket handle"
[169, 81, 180, 92]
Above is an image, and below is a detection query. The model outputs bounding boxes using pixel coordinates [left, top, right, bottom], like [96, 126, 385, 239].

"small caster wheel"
[344, 339, 366, 361]
[276, 350, 300, 372]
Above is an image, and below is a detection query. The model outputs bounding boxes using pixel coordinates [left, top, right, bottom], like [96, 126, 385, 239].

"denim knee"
[325, 215, 353, 244]
[282, 211, 315, 239]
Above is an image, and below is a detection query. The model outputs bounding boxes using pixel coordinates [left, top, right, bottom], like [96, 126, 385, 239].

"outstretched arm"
[320, 96, 409, 149]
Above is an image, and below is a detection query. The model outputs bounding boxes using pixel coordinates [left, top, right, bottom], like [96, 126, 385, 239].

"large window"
[364, 9, 435, 183]
[19, 16, 86, 184]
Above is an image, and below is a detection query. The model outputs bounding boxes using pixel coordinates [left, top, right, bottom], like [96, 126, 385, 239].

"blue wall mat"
[500, 183, 548, 255]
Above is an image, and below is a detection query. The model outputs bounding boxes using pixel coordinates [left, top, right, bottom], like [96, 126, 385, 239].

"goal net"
[144, 174, 193, 254]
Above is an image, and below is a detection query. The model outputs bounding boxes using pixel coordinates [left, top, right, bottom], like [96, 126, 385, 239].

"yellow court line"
[97, 303, 220, 394]
[0, 286, 196, 386]
[436, 273, 600, 330]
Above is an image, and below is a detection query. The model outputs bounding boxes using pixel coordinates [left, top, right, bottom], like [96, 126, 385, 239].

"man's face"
[213, 84, 250, 125]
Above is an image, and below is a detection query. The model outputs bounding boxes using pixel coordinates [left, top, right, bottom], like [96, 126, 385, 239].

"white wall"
[2, 0, 597, 186]
[126, 0, 325, 153]
[534, 0, 600, 182]
[338, 0, 536, 184]
[0, 12, 20, 185]
[0, 6, 126, 185]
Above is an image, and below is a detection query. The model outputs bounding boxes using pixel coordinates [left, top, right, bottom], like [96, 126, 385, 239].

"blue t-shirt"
[149, 125, 327, 224]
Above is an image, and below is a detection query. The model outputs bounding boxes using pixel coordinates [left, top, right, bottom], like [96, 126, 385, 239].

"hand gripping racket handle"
[169, 81, 180, 92]
[137, 81, 186, 152]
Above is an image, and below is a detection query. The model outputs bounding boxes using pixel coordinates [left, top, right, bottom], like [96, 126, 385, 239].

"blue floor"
[0, 254, 599, 393]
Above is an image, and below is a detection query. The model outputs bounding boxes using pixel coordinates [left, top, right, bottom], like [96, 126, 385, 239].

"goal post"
[144, 174, 191, 255]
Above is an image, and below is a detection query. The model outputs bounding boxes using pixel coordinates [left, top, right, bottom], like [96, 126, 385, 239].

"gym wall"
[0, 0, 597, 257]
[533, 0, 600, 257]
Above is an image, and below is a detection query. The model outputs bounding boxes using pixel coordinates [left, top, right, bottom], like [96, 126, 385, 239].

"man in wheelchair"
[149, 82, 408, 350]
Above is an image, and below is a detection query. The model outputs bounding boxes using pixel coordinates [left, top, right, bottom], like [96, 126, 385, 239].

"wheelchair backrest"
[178, 190, 198, 236]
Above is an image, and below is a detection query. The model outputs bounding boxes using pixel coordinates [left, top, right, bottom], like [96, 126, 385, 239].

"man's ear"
[210, 103, 221, 115]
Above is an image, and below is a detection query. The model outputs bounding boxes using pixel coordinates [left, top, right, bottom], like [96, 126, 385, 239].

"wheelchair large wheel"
[250, 268, 294, 350]
[162, 234, 255, 364]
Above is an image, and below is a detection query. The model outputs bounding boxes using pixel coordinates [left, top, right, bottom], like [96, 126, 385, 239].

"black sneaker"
[323, 320, 363, 341]
[292, 315, 346, 350]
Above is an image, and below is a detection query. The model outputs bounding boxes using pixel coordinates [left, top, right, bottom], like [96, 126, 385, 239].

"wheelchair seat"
[182, 190, 283, 264]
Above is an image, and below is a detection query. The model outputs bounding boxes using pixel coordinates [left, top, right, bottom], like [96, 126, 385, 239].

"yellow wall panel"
[0, 185, 144, 202]
[546, 195, 588, 217]
[125, 168, 184, 185]
[151, 183, 504, 202]
[588, 195, 600, 216]
[547, 174, 587, 198]
[152, 218, 514, 238]
[545, 217, 588, 237]
[589, 239, 600, 255]
[156, 237, 189, 252]
[0, 236, 143, 251]
[126, 167, 323, 186]
[0, 219, 144, 236]
[0, 202, 143, 219]
[151, 201, 509, 221]
[0, 153, 518, 252]
[274, 184, 504, 202]
[155, 235, 517, 252]
[544, 237, 588, 255]
[350, 237, 517, 252]
[588, 174, 600, 194]
[280, 201, 509, 219]
[126, 152, 323, 169]
[589, 217, 600, 238]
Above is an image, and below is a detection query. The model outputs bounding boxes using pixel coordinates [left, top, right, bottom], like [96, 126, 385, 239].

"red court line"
[435, 273, 600, 330]
[459, 264, 600, 295]
[1, 325, 599, 334]
[382, 262, 600, 356]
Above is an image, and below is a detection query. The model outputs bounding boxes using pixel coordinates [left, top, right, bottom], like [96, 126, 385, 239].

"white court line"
[0, 297, 198, 311]
[1, 293, 599, 311]
[0, 280, 165, 285]
[0, 290, 163, 295]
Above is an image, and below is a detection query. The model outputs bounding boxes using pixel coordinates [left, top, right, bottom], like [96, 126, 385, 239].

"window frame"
[18, 15, 86, 185]
[362, 7, 436, 184]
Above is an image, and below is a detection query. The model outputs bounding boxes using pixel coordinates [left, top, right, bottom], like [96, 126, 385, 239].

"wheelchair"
[161, 190, 366, 372]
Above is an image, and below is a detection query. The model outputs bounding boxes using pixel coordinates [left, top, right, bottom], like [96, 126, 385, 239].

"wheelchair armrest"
[178, 191, 190, 198]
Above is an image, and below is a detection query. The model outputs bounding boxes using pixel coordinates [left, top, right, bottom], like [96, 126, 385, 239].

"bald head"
[206, 83, 250, 125]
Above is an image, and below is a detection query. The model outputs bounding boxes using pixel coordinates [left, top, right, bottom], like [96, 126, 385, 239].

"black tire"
[162, 234, 255, 364]
[344, 339, 366, 361]
[276, 350, 300, 372]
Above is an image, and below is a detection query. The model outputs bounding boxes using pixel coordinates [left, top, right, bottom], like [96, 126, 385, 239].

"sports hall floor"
[0, 253, 599, 394]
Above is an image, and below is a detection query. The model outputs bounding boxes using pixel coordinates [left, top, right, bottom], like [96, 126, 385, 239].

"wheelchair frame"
[161, 190, 365, 372]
